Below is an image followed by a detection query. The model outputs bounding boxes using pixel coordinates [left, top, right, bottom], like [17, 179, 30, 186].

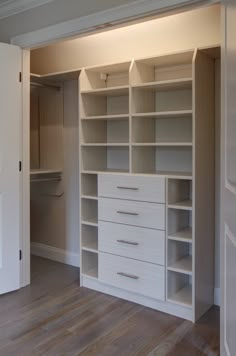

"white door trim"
[15, 0, 220, 288]
[11, 0, 218, 49]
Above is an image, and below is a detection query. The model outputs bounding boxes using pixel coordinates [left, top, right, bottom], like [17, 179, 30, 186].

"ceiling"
[0, 0, 56, 20]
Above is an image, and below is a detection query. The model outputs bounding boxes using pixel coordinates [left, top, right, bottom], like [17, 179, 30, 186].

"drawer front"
[99, 221, 165, 265]
[99, 252, 165, 301]
[98, 174, 165, 203]
[98, 197, 165, 230]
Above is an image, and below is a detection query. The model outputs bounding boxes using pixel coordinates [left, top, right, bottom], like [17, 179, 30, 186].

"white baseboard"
[31, 242, 80, 267]
[214, 287, 220, 306]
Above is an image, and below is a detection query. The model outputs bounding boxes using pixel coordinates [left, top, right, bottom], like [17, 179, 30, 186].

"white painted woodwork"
[98, 174, 165, 203]
[99, 197, 165, 230]
[99, 252, 165, 301]
[99, 221, 165, 265]
[0, 43, 21, 294]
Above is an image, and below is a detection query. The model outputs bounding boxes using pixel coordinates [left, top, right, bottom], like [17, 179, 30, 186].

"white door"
[221, 1, 236, 355]
[0, 43, 21, 294]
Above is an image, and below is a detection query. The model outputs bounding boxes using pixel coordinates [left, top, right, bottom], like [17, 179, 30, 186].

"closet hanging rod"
[30, 81, 61, 90]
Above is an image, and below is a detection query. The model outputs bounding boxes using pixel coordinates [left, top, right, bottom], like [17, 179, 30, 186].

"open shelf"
[167, 270, 192, 308]
[81, 117, 129, 144]
[168, 178, 192, 210]
[81, 225, 98, 252]
[132, 110, 192, 119]
[132, 114, 192, 144]
[168, 227, 192, 243]
[80, 62, 131, 91]
[81, 114, 129, 120]
[168, 240, 192, 275]
[81, 174, 98, 198]
[30, 169, 62, 182]
[81, 85, 129, 96]
[168, 200, 192, 210]
[81, 146, 129, 173]
[167, 284, 192, 308]
[132, 146, 192, 175]
[81, 198, 98, 226]
[81, 250, 98, 279]
[81, 220, 98, 227]
[131, 51, 193, 85]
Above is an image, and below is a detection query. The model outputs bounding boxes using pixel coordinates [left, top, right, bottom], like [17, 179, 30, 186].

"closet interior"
[29, 5, 220, 323]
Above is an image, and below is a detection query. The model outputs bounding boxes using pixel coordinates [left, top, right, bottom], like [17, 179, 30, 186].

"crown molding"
[0, 0, 55, 20]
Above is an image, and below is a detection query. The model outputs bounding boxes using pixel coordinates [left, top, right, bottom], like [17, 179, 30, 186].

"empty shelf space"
[81, 168, 129, 175]
[30, 169, 62, 175]
[168, 227, 192, 243]
[81, 220, 98, 227]
[132, 143, 192, 147]
[167, 284, 192, 308]
[168, 255, 192, 275]
[81, 143, 129, 147]
[30, 169, 62, 182]
[131, 77, 192, 91]
[81, 195, 98, 200]
[82, 250, 98, 279]
[81, 198, 98, 226]
[81, 174, 98, 197]
[81, 85, 129, 96]
[168, 200, 192, 210]
[82, 225, 98, 252]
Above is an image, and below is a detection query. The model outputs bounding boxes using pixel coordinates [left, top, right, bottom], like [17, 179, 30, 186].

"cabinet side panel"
[194, 50, 215, 321]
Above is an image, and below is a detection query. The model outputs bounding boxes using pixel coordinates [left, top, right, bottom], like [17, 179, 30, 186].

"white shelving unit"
[79, 49, 215, 322]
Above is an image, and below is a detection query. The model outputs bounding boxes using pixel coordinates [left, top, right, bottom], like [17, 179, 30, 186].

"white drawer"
[99, 252, 165, 301]
[98, 174, 165, 203]
[99, 221, 165, 265]
[98, 197, 165, 230]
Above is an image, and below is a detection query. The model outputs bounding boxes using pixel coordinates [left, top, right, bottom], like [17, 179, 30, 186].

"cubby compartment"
[81, 118, 129, 144]
[81, 250, 98, 279]
[80, 62, 131, 91]
[132, 87, 192, 114]
[132, 146, 192, 175]
[168, 209, 192, 243]
[168, 179, 192, 209]
[80, 92, 129, 118]
[81, 225, 98, 252]
[81, 174, 98, 198]
[168, 240, 192, 275]
[81, 146, 129, 173]
[167, 271, 192, 308]
[132, 114, 192, 144]
[131, 51, 193, 85]
[81, 198, 98, 225]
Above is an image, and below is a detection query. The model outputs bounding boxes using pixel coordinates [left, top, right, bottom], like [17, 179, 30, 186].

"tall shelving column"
[79, 62, 132, 281]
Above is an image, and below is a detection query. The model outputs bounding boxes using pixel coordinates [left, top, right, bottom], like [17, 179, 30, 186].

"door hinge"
[19, 72, 22, 83]
[19, 250, 22, 261]
[19, 161, 22, 172]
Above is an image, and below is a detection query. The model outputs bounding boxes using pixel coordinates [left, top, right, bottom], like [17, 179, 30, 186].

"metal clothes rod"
[30, 81, 61, 90]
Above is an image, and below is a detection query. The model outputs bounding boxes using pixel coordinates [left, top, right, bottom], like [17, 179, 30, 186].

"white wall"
[0, 0, 147, 43]
[31, 5, 220, 74]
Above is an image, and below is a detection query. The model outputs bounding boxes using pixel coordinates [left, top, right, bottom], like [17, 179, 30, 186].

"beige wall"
[31, 5, 220, 75]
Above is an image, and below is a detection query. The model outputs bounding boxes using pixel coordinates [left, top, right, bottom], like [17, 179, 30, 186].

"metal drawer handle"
[117, 211, 139, 216]
[117, 239, 139, 246]
[117, 272, 139, 280]
[117, 186, 139, 191]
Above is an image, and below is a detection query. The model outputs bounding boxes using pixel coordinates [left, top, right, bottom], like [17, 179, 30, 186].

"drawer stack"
[98, 174, 166, 301]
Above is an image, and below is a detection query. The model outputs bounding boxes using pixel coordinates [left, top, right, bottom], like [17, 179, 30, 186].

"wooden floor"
[0, 256, 219, 355]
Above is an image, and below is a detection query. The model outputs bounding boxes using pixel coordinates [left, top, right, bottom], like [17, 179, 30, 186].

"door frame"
[15, 0, 220, 288]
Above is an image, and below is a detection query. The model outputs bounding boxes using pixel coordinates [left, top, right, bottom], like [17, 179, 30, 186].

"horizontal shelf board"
[81, 169, 129, 175]
[81, 85, 129, 96]
[81, 114, 129, 120]
[81, 195, 98, 200]
[84, 61, 131, 73]
[30, 169, 62, 175]
[132, 78, 192, 91]
[167, 285, 192, 308]
[81, 143, 129, 147]
[82, 246, 98, 253]
[132, 142, 192, 147]
[168, 256, 192, 275]
[168, 200, 192, 210]
[132, 110, 192, 119]
[132, 170, 192, 179]
[81, 268, 98, 279]
[81, 219, 98, 227]
[168, 227, 192, 243]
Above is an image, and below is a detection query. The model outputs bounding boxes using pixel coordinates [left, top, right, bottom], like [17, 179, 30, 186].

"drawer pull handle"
[117, 186, 139, 191]
[117, 272, 139, 280]
[117, 239, 139, 246]
[117, 211, 139, 216]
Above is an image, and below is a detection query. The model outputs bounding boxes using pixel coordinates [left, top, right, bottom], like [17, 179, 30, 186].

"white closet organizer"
[79, 49, 215, 322]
